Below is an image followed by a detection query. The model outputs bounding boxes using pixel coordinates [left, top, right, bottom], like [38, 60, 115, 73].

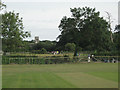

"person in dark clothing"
[91, 55, 97, 62]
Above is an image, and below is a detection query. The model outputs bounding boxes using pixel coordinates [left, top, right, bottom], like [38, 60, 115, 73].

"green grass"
[2, 63, 118, 88]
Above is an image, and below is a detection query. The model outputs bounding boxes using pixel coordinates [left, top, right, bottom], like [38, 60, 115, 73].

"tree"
[32, 40, 56, 51]
[65, 43, 76, 52]
[57, 7, 111, 56]
[105, 11, 113, 43]
[40, 48, 47, 54]
[57, 16, 79, 53]
[115, 24, 120, 31]
[2, 11, 31, 52]
[114, 24, 120, 51]
[0, 1, 6, 11]
[0, 1, 6, 54]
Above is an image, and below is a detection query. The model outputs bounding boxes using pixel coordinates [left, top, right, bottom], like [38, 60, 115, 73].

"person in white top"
[88, 55, 91, 63]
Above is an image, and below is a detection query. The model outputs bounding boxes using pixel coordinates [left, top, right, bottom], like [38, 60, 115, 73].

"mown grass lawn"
[2, 63, 118, 88]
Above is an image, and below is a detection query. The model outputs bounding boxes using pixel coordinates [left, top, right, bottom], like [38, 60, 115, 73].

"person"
[112, 58, 115, 63]
[91, 55, 97, 62]
[88, 54, 91, 63]
[57, 51, 59, 54]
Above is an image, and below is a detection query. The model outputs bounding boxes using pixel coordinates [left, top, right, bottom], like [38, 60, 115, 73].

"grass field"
[2, 63, 118, 88]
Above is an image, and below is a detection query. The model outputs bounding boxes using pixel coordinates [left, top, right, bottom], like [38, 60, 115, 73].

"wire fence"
[2, 55, 120, 64]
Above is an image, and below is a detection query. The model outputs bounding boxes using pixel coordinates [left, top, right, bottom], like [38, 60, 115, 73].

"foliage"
[2, 55, 71, 64]
[2, 11, 31, 52]
[31, 48, 47, 54]
[32, 40, 56, 51]
[92, 51, 119, 56]
[19, 41, 31, 52]
[114, 24, 120, 54]
[0, 1, 6, 10]
[65, 43, 76, 52]
[57, 7, 112, 56]
[39, 48, 47, 54]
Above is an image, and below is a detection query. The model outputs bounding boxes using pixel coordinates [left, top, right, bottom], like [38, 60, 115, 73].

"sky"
[3, 0, 119, 41]
[3, 0, 120, 2]
[118, 1, 120, 24]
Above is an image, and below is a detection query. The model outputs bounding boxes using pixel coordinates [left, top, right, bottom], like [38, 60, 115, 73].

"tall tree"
[2, 11, 31, 52]
[115, 24, 120, 31]
[105, 11, 113, 43]
[0, 1, 6, 54]
[114, 24, 120, 51]
[57, 7, 111, 56]
[0, 1, 6, 11]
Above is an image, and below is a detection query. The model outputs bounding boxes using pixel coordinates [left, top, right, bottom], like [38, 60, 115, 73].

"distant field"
[2, 63, 118, 88]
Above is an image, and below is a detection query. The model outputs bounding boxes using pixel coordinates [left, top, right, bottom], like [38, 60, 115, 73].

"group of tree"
[56, 7, 119, 56]
[31, 40, 56, 53]
[1, 1, 119, 56]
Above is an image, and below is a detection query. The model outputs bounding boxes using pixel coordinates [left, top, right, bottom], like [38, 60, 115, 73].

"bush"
[31, 48, 47, 54]
[39, 48, 47, 54]
[65, 43, 76, 52]
[92, 51, 119, 56]
[31, 41, 56, 51]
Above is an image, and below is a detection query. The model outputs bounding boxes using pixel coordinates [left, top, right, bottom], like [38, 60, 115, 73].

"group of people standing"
[87, 54, 118, 63]
[88, 54, 95, 63]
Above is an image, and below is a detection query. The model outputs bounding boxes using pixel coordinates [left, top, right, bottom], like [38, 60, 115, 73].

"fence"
[2, 55, 120, 64]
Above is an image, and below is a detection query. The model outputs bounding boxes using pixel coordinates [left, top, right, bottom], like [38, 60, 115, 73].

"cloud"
[4, 0, 120, 2]
[5, 2, 118, 41]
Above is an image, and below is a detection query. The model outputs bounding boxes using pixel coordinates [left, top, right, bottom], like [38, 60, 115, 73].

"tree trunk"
[111, 32, 113, 43]
[74, 45, 78, 56]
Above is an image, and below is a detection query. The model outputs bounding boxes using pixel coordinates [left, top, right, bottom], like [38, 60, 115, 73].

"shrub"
[39, 48, 47, 54]
[31, 48, 47, 54]
[65, 43, 76, 52]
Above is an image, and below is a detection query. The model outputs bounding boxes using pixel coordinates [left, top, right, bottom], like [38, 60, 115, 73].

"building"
[35, 36, 39, 44]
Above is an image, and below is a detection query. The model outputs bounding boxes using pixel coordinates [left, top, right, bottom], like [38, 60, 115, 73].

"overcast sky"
[3, 0, 119, 41]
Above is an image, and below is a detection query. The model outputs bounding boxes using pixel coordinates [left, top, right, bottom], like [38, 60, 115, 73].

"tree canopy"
[32, 40, 56, 52]
[57, 7, 112, 55]
[0, 1, 6, 11]
[65, 43, 76, 52]
[114, 24, 120, 52]
[2, 11, 31, 52]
